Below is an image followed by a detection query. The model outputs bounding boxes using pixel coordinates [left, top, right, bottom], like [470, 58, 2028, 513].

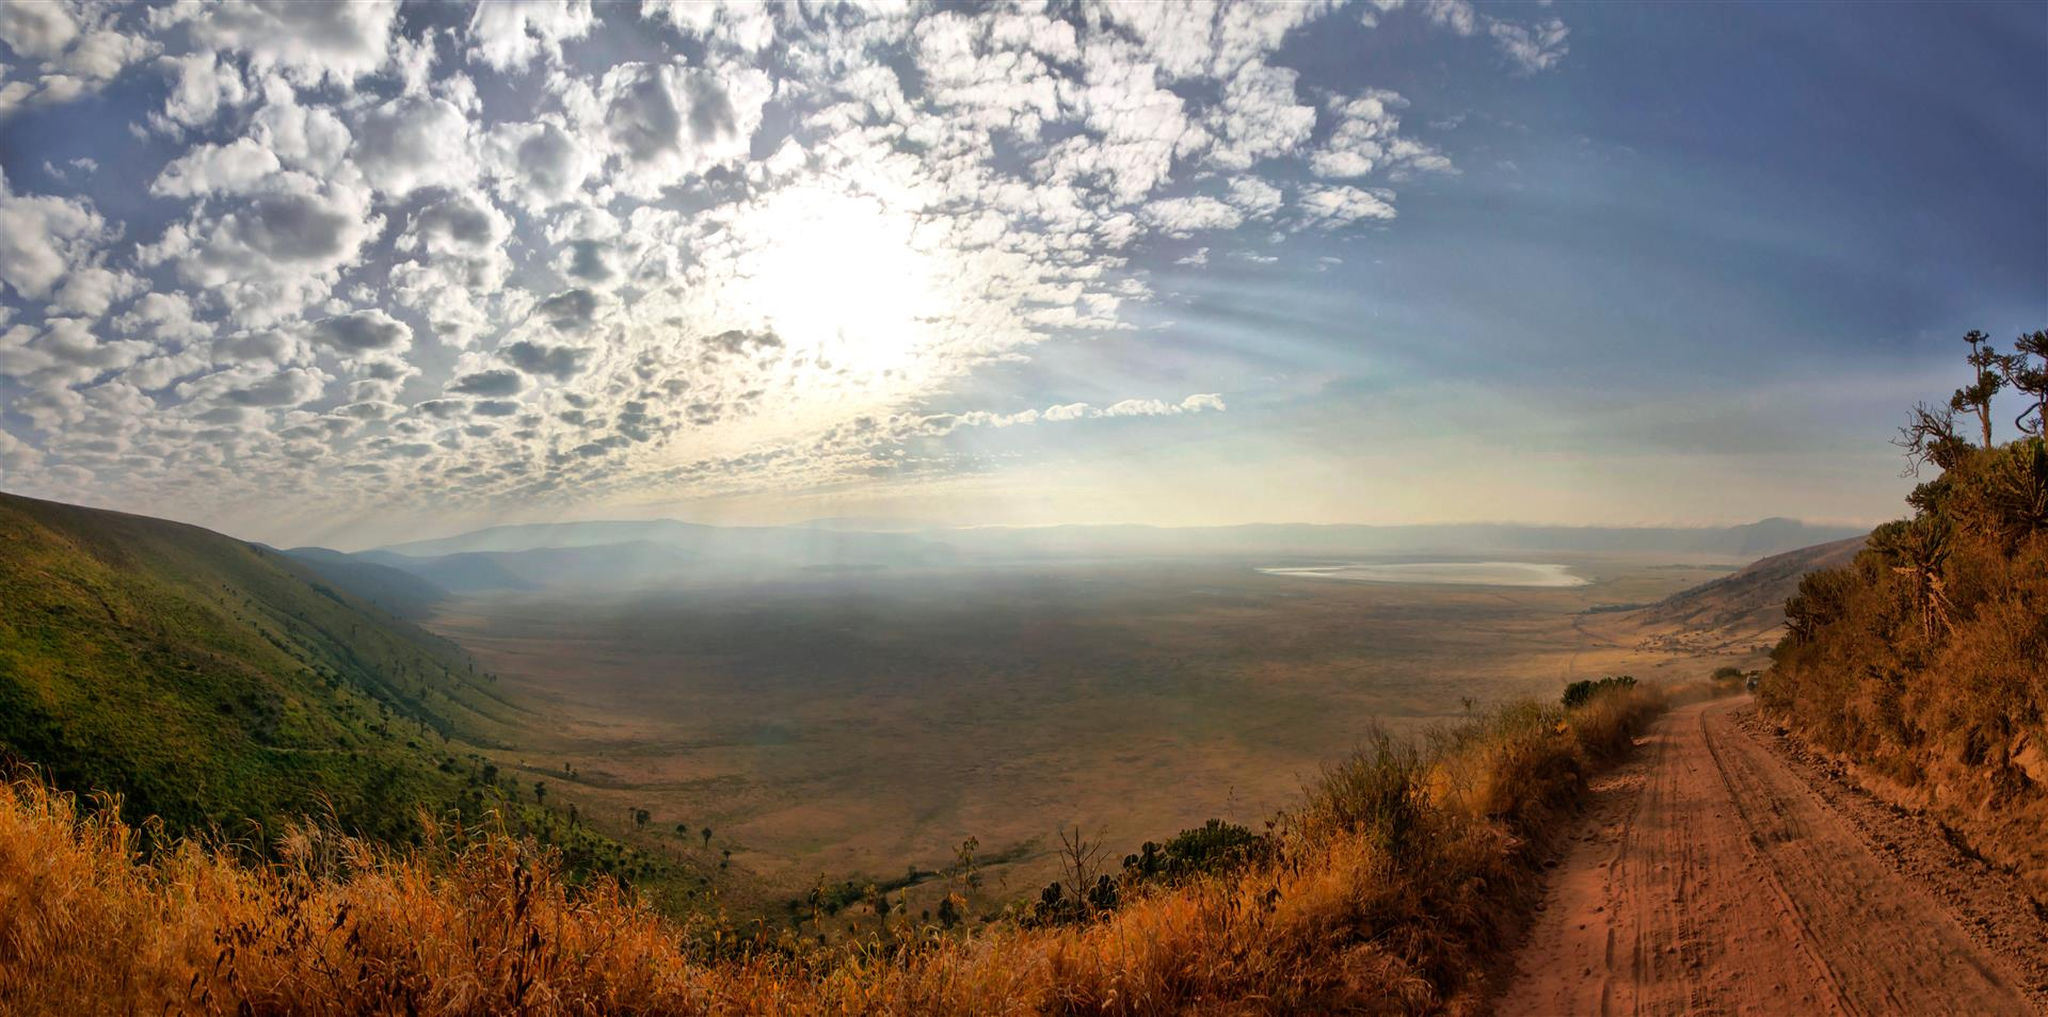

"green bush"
[1561, 674, 1636, 710]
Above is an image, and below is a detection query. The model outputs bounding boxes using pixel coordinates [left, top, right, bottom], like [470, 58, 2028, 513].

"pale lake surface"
[1256, 561, 1590, 588]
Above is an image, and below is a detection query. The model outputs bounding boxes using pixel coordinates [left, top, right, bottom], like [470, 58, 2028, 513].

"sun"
[736, 185, 951, 393]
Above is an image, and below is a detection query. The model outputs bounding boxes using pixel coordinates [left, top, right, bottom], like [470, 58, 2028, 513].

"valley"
[422, 553, 1763, 906]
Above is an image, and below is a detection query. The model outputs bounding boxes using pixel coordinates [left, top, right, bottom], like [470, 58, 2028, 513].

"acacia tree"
[1951, 330, 2005, 447]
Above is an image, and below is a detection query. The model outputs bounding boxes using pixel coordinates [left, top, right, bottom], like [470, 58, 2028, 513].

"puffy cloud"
[155, 51, 248, 130]
[250, 87, 352, 174]
[0, 2, 1541, 528]
[148, 178, 382, 326]
[151, 137, 281, 197]
[483, 119, 595, 209]
[0, 3, 79, 60]
[1297, 184, 1398, 227]
[534, 288, 599, 331]
[640, 1, 778, 55]
[467, 0, 594, 72]
[450, 368, 524, 396]
[598, 59, 772, 198]
[310, 310, 412, 354]
[502, 340, 590, 379]
[1143, 195, 1245, 236]
[352, 96, 478, 197]
[0, 176, 108, 301]
[159, 0, 398, 87]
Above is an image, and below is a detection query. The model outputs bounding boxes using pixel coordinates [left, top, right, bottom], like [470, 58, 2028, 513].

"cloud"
[598, 59, 771, 198]
[352, 96, 478, 197]
[151, 137, 281, 197]
[0, 2, 1550, 532]
[1298, 184, 1398, 227]
[1489, 17, 1570, 74]
[502, 339, 590, 379]
[466, 0, 594, 72]
[1144, 195, 1245, 236]
[310, 310, 412, 354]
[0, 3, 78, 60]
[0, 175, 108, 301]
[450, 368, 524, 396]
[160, 0, 398, 88]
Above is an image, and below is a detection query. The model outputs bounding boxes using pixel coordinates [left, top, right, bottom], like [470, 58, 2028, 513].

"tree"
[532, 780, 546, 805]
[701, 827, 713, 848]
[1895, 401, 1968, 476]
[1951, 330, 2005, 447]
[633, 808, 650, 830]
[674, 822, 689, 837]
[2005, 330, 2048, 436]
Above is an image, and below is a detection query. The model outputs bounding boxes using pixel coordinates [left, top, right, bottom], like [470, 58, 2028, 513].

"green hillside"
[0, 491, 525, 843]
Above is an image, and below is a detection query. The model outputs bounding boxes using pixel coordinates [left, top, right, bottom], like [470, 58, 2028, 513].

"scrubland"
[0, 682, 1671, 1016]
[1763, 436, 2048, 899]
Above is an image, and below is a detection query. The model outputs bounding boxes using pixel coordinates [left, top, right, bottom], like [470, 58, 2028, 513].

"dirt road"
[1498, 696, 2046, 1016]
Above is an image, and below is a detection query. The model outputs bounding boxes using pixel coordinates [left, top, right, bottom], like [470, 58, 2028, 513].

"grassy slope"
[0, 683, 1675, 1015]
[1636, 535, 1866, 644]
[0, 491, 527, 843]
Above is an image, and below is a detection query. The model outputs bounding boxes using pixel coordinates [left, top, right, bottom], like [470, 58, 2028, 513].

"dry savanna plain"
[425, 553, 1759, 918]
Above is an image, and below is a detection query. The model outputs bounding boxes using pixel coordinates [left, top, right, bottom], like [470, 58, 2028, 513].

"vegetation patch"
[1763, 329, 2048, 901]
[0, 680, 1667, 1015]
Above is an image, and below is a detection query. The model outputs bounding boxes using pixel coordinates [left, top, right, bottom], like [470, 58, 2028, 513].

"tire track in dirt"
[1496, 696, 2040, 1016]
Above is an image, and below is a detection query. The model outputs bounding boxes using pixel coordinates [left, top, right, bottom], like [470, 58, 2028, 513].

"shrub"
[1561, 674, 1636, 709]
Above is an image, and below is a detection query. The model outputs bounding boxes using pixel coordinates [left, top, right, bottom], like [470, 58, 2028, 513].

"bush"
[1561, 674, 1636, 709]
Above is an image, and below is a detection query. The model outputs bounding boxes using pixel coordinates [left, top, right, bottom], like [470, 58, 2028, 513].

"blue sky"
[0, 1, 2041, 547]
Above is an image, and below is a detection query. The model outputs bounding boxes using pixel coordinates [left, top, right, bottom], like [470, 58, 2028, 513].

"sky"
[0, 0, 2042, 549]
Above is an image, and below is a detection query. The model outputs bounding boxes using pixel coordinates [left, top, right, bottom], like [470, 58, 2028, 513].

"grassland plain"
[0, 680, 1680, 1015]
[425, 553, 1759, 916]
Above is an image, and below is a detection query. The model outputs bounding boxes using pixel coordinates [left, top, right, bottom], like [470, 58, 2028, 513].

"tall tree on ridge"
[1951, 330, 2005, 447]
[2005, 330, 2048, 437]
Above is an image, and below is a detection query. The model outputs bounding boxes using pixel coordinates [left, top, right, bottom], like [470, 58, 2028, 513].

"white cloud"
[1298, 184, 1398, 227]
[597, 59, 772, 199]
[0, 174, 108, 301]
[0, 2, 1545, 530]
[152, 137, 282, 197]
[467, 0, 595, 72]
[352, 96, 479, 197]
[1490, 17, 1570, 74]
[155, 51, 248, 130]
[158, 0, 398, 88]
[0, 3, 79, 60]
[482, 119, 595, 209]
[1144, 195, 1244, 236]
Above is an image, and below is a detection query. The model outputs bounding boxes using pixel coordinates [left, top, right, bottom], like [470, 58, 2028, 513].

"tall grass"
[0, 684, 1665, 1016]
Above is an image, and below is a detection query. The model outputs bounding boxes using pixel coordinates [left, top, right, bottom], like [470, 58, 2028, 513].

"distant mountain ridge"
[371, 515, 1863, 558]
[334, 516, 1869, 595]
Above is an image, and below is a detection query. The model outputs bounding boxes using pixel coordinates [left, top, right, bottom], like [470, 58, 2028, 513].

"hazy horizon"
[0, 1, 2042, 549]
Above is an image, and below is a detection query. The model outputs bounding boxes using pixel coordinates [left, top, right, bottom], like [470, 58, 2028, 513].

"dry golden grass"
[0, 684, 1666, 1016]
